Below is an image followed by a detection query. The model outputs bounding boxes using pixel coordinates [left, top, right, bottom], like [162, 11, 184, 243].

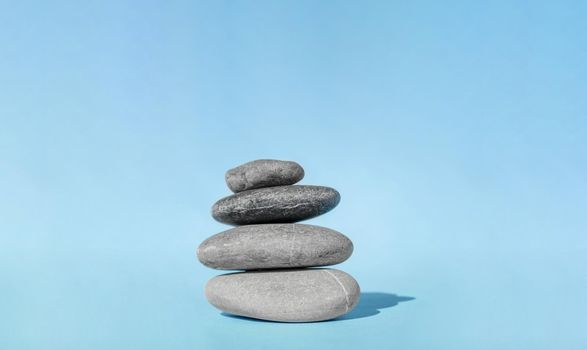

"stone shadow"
[333, 292, 415, 321]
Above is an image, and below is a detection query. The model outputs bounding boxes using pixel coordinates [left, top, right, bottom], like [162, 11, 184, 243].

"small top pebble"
[225, 159, 304, 193]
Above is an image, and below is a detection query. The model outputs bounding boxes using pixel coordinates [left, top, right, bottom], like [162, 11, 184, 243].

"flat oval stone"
[211, 185, 340, 225]
[197, 224, 353, 270]
[205, 269, 360, 322]
[225, 159, 304, 193]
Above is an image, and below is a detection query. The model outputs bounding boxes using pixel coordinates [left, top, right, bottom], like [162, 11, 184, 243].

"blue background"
[1, 1, 586, 349]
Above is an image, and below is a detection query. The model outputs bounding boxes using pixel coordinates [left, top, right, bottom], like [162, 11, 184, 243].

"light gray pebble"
[211, 185, 340, 225]
[197, 224, 353, 270]
[205, 268, 360, 322]
[225, 159, 304, 193]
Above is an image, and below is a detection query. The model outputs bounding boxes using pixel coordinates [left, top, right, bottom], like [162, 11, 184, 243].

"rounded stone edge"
[210, 197, 232, 225]
[196, 236, 216, 269]
[325, 186, 342, 213]
[338, 233, 354, 265]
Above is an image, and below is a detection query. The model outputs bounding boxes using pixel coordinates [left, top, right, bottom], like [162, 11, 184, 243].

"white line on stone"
[323, 270, 350, 312]
[288, 232, 297, 265]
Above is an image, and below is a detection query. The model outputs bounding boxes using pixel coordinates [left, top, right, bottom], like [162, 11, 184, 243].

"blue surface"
[1, 1, 586, 349]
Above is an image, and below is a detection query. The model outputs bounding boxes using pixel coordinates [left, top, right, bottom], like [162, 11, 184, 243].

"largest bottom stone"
[205, 268, 360, 322]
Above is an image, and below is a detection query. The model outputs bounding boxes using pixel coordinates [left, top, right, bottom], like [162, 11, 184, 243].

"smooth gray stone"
[197, 224, 353, 270]
[211, 185, 340, 225]
[225, 159, 305, 193]
[205, 268, 360, 322]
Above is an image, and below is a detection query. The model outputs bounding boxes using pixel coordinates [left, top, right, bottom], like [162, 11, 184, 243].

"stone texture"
[211, 185, 340, 226]
[225, 159, 304, 193]
[205, 268, 360, 322]
[197, 224, 353, 270]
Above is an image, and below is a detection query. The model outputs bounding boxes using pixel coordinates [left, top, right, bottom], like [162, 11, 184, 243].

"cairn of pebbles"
[197, 159, 360, 322]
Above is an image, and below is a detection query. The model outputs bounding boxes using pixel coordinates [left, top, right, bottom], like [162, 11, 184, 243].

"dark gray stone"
[197, 224, 353, 270]
[211, 185, 340, 225]
[205, 268, 360, 322]
[225, 159, 304, 193]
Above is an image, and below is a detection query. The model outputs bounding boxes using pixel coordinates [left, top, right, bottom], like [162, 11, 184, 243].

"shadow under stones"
[220, 292, 414, 323]
[333, 292, 415, 321]
[221, 312, 283, 323]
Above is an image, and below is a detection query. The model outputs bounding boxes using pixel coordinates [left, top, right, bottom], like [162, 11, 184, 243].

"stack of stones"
[197, 159, 360, 322]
